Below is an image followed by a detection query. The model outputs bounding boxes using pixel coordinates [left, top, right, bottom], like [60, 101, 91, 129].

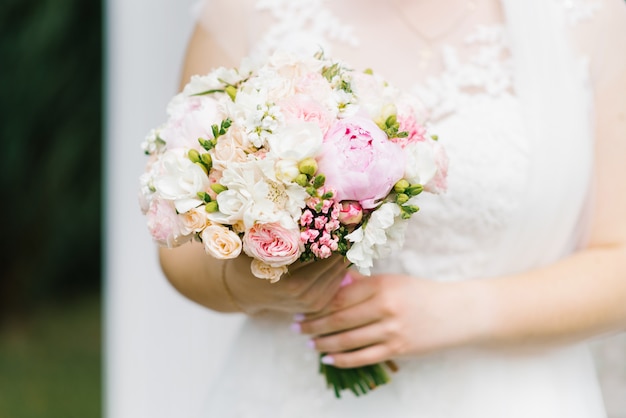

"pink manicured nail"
[290, 322, 301, 333]
[320, 355, 334, 365]
[293, 313, 305, 322]
[307, 339, 316, 349]
[340, 272, 353, 288]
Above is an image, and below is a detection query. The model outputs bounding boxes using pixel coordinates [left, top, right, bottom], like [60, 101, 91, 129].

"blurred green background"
[0, 0, 102, 417]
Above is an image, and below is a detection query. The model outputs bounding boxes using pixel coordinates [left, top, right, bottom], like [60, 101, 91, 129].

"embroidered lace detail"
[254, 0, 358, 58]
[559, 0, 602, 24]
[412, 25, 513, 122]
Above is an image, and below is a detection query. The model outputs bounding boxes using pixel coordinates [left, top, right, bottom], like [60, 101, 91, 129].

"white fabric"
[104, 1, 244, 417]
[160, 0, 624, 416]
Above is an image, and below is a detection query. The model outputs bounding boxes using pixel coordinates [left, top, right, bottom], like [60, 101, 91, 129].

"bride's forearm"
[159, 242, 241, 313]
[472, 244, 626, 348]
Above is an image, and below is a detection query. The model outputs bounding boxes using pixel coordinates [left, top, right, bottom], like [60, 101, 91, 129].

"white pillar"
[104, 1, 243, 417]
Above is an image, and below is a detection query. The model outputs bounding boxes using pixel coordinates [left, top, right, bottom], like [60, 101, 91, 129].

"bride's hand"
[223, 254, 350, 315]
[294, 271, 492, 368]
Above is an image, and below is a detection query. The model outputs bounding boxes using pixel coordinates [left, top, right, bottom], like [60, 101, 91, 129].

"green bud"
[197, 192, 212, 203]
[210, 183, 228, 194]
[188, 149, 201, 163]
[393, 179, 410, 194]
[195, 162, 208, 175]
[312, 174, 326, 189]
[298, 158, 318, 176]
[431, 134, 439, 141]
[396, 193, 409, 205]
[406, 184, 424, 197]
[198, 137, 217, 151]
[201, 153, 213, 167]
[205, 201, 219, 213]
[294, 174, 309, 188]
[400, 205, 420, 219]
[385, 114, 398, 128]
[225, 85, 237, 101]
[306, 186, 317, 196]
[363, 68, 374, 75]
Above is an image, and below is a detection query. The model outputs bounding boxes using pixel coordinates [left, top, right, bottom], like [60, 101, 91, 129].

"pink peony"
[317, 117, 406, 209]
[146, 199, 189, 248]
[161, 96, 223, 151]
[243, 222, 303, 267]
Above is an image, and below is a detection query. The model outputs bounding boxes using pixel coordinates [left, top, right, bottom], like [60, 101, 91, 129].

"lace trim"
[413, 25, 513, 121]
[559, 0, 602, 24]
[255, 0, 358, 58]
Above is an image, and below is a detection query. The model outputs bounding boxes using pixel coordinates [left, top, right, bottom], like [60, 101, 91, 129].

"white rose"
[200, 224, 243, 259]
[153, 150, 210, 214]
[212, 190, 249, 224]
[250, 259, 288, 283]
[274, 159, 300, 183]
[404, 141, 437, 185]
[268, 122, 323, 161]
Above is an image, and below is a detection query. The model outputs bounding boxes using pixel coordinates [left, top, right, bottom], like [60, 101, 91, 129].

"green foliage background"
[0, 0, 102, 317]
[0, 0, 102, 416]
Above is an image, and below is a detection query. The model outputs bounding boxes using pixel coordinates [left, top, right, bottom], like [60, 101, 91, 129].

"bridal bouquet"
[139, 51, 448, 397]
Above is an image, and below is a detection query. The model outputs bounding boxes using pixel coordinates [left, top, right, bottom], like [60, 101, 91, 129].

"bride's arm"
[159, 23, 349, 315]
[295, 1, 626, 367]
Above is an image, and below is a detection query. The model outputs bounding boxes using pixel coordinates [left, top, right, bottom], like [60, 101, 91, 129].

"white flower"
[215, 159, 307, 229]
[345, 203, 404, 275]
[267, 122, 323, 161]
[404, 141, 438, 185]
[153, 150, 210, 214]
[274, 159, 300, 183]
[141, 127, 165, 155]
[181, 67, 245, 97]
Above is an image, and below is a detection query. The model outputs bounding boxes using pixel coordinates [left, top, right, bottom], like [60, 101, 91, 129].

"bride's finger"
[297, 292, 379, 335]
[309, 320, 389, 354]
[320, 343, 395, 369]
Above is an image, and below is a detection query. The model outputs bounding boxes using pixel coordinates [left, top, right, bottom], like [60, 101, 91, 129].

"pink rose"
[278, 94, 334, 133]
[338, 201, 363, 225]
[243, 222, 303, 267]
[317, 117, 405, 209]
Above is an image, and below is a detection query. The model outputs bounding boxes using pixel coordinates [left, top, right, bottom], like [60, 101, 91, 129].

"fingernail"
[293, 313, 305, 322]
[307, 339, 316, 349]
[340, 272, 353, 288]
[290, 322, 301, 333]
[320, 355, 334, 365]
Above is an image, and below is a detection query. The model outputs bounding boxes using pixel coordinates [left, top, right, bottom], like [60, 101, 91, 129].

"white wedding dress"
[190, 0, 625, 416]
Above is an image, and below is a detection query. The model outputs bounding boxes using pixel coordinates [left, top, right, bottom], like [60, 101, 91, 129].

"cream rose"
[201, 224, 243, 259]
[180, 207, 211, 235]
[250, 259, 288, 283]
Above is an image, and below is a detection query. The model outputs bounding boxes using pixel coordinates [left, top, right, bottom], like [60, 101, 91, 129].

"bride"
[157, 0, 626, 416]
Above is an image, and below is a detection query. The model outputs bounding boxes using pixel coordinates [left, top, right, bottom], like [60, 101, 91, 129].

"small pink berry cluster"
[299, 189, 342, 260]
